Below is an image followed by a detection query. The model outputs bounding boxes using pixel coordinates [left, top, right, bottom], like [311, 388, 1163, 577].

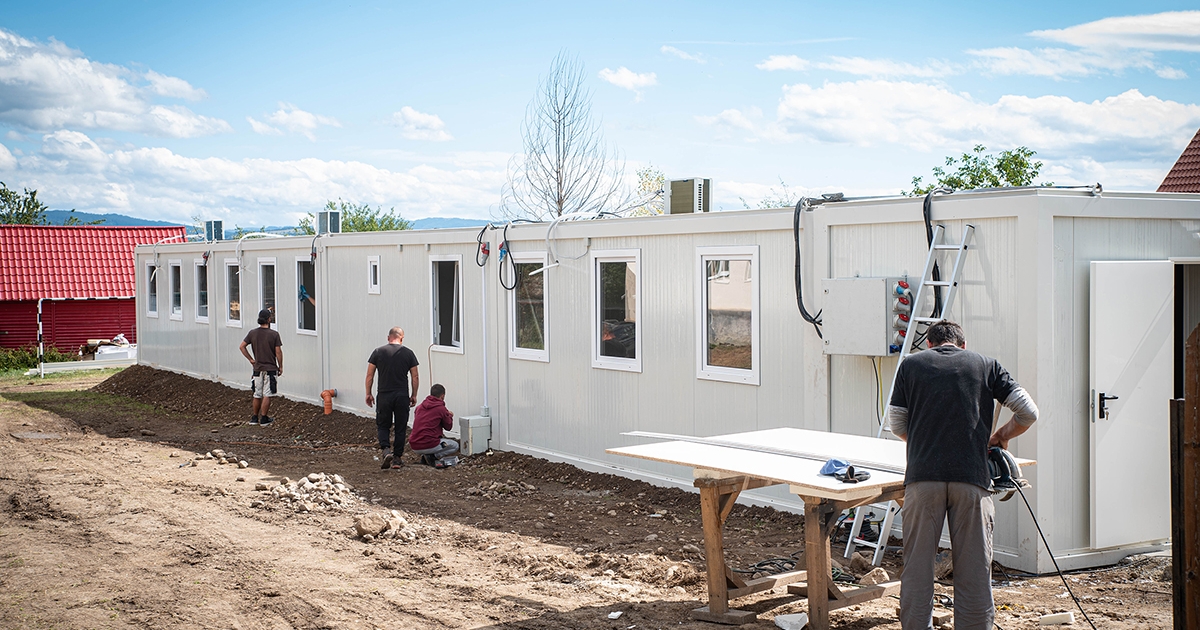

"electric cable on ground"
[1014, 484, 1098, 630]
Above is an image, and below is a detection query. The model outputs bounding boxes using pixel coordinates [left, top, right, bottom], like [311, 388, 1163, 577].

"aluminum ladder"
[843, 223, 975, 566]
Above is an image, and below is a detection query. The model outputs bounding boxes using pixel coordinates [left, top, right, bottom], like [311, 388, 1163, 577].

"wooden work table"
[609, 427, 909, 628]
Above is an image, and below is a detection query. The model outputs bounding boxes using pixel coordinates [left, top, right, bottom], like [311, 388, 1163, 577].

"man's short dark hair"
[927, 320, 966, 347]
[430, 383, 446, 398]
[257, 309, 273, 325]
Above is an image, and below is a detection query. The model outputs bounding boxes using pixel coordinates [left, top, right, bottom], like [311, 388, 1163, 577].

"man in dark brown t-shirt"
[239, 309, 283, 426]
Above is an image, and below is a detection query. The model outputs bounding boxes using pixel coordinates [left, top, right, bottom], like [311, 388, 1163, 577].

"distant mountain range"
[41, 210, 489, 234]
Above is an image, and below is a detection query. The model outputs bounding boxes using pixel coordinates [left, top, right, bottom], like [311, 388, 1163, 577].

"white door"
[1089, 260, 1173, 549]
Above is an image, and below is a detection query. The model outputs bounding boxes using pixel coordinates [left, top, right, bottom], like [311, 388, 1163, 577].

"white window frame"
[591, 249, 642, 373]
[295, 255, 317, 336]
[508, 250, 550, 362]
[258, 257, 277, 331]
[224, 258, 242, 328]
[194, 259, 209, 324]
[367, 255, 381, 295]
[695, 245, 759, 385]
[429, 254, 464, 354]
[145, 260, 159, 318]
[168, 259, 183, 321]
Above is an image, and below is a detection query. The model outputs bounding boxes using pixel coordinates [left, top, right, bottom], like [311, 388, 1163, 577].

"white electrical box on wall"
[821, 276, 911, 356]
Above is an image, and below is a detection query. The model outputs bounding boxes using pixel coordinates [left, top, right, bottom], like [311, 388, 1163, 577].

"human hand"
[276, 369, 283, 378]
[366, 394, 374, 408]
[409, 395, 417, 408]
[988, 432, 1009, 451]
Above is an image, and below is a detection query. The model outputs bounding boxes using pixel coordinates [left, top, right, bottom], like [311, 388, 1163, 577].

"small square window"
[225, 259, 242, 327]
[367, 255, 381, 294]
[195, 260, 209, 324]
[430, 256, 463, 352]
[696, 246, 759, 385]
[146, 261, 159, 318]
[168, 260, 183, 321]
[591, 249, 641, 372]
[297, 257, 316, 334]
[509, 251, 549, 362]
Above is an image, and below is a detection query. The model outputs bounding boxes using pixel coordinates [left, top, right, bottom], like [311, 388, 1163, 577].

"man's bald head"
[388, 327, 404, 341]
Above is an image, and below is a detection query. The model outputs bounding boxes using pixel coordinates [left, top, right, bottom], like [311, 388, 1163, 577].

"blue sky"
[1, 1, 1198, 227]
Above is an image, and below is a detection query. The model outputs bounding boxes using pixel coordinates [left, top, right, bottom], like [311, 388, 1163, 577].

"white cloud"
[756, 55, 809, 71]
[598, 67, 658, 100]
[0, 142, 15, 170]
[144, 70, 206, 100]
[391, 106, 453, 142]
[661, 45, 705, 63]
[1032, 10, 1200, 52]
[0, 130, 504, 225]
[0, 29, 230, 137]
[968, 46, 1183, 79]
[696, 108, 759, 131]
[768, 80, 1200, 162]
[816, 57, 953, 78]
[248, 103, 341, 141]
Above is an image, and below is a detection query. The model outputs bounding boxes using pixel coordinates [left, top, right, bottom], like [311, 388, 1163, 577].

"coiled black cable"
[498, 223, 518, 291]
[793, 199, 823, 339]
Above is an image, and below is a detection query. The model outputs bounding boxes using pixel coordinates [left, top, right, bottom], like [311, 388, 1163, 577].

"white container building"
[134, 187, 1200, 573]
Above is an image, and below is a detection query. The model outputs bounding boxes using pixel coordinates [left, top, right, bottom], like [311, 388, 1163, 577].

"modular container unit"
[135, 188, 1200, 573]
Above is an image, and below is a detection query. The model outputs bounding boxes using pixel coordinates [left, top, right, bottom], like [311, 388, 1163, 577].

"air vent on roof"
[205, 220, 224, 241]
[666, 178, 711, 214]
[318, 211, 341, 235]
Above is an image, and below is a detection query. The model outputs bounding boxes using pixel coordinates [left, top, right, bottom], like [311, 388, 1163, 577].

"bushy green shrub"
[0, 345, 79, 372]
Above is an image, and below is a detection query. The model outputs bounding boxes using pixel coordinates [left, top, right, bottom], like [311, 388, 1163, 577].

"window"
[367, 255, 381, 294]
[168, 260, 183, 321]
[509, 251, 549, 361]
[194, 260, 209, 324]
[297, 257, 316, 334]
[591, 249, 641, 372]
[225, 259, 242, 327]
[146, 261, 159, 317]
[430, 255, 463, 352]
[258, 258, 276, 330]
[696, 246, 759, 385]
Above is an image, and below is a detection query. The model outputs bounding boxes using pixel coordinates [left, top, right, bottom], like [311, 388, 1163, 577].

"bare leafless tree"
[499, 52, 630, 221]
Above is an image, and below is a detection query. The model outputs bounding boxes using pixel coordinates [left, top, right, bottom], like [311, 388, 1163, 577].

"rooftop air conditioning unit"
[666, 178, 711, 214]
[205, 220, 224, 241]
[318, 211, 341, 235]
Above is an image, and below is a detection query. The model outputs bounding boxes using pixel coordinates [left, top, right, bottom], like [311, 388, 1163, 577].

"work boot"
[381, 450, 393, 470]
[258, 416, 274, 427]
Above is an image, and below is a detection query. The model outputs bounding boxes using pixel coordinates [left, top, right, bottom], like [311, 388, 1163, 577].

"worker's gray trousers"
[900, 481, 995, 630]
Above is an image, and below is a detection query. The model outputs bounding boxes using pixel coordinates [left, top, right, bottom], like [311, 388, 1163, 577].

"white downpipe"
[480, 247, 490, 417]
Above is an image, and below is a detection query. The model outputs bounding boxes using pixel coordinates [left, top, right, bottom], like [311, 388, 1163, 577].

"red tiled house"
[0, 225, 185, 350]
[1160, 127, 1200, 192]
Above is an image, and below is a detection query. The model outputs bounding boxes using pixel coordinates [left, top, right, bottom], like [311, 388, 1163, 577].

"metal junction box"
[455, 415, 492, 455]
[820, 277, 909, 356]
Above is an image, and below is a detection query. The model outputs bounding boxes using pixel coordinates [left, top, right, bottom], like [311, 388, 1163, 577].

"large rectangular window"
[194, 260, 209, 324]
[592, 249, 641, 372]
[430, 255, 462, 352]
[225, 259, 242, 327]
[146, 261, 158, 317]
[509, 251, 548, 361]
[258, 258, 276, 329]
[168, 260, 183, 321]
[297, 257, 316, 334]
[367, 255, 381, 294]
[696, 246, 759, 385]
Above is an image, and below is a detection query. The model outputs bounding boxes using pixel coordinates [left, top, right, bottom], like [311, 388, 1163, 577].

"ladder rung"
[851, 538, 883, 548]
[911, 317, 941, 323]
[932, 244, 960, 250]
[923, 281, 951, 287]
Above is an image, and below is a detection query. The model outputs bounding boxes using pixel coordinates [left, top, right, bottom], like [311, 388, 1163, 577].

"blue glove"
[299, 285, 309, 301]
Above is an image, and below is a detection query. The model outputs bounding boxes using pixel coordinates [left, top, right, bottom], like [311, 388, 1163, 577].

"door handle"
[1098, 392, 1119, 420]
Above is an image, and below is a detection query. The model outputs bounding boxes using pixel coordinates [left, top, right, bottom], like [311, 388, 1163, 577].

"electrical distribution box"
[454, 415, 492, 456]
[820, 277, 914, 356]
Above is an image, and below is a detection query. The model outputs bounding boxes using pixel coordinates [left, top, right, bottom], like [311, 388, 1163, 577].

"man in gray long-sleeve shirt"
[887, 320, 1038, 630]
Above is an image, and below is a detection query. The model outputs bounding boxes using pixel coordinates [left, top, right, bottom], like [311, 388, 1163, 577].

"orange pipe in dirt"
[320, 389, 337, 414]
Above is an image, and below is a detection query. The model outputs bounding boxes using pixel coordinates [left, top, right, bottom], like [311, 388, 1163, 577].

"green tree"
[0, 182, 49, 225]
[907, 145, 1051, 196]
[296, 199, 412, 235]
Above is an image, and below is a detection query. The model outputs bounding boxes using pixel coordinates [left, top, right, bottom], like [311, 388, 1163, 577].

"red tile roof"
[1160, 127, 1200, 193]
[0, 225, 186, 301]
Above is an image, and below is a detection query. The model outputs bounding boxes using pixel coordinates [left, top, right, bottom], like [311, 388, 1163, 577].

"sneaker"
[390, 460, 404, 469]
[258, 416, 274, 427]
[381, 450, 393, 470]
[248, 416, 259, 426]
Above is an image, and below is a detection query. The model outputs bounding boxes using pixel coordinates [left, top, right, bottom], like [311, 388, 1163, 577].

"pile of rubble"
[464, 479, 537, 499]
[250, 472, 359, 514]
[180, 448, 249, 468]
[354, 510, 419, 543]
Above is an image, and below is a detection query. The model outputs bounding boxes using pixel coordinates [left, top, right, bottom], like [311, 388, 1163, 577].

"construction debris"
[254, 472, 359, 514]
[465, 479, 537, 499]
[354, 510, 418, 542]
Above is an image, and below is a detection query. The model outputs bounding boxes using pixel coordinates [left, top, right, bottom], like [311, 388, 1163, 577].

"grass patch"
[0, 367, 125, 387]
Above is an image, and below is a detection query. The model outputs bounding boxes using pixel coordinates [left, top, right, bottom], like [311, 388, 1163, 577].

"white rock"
[236, 476, 246, 482]
[682, 544, 702, 554]
[238, 461, 249, 469]
[307, 473, 321, 482]
[205, 452, 214, 459]
[775, 612, 809, 630]
[859, 567, 890, 585]
[1039, 612, 1075, 625]
[645, 534, 658, 542]
[256, 482, 270, 491]
[607, 611, 623, 620]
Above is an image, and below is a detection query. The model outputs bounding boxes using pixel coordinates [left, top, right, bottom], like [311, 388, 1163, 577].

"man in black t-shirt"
[887, 320, 1038, 630]
[365, 326, 420, 470]
[239, 309, 283, 426]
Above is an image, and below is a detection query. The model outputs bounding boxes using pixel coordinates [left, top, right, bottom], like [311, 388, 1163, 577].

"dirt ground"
[0, 366, 1174, 629]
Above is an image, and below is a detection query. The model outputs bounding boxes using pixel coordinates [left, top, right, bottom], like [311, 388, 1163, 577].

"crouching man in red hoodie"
[409, 384, 460, 467]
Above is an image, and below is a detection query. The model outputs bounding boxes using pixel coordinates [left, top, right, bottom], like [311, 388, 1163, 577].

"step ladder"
[844, 223, 975, 566]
